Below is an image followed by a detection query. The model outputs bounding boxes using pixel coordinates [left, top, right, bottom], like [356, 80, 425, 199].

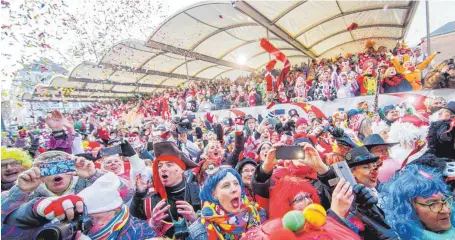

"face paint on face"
[102, 155, 124, 175]
[158, 161, 184, 187]
[352, 161, 380, 188]
[1, 159, 25, 183]
[213, 173, 242, 213]
[413, 193, 453, 233]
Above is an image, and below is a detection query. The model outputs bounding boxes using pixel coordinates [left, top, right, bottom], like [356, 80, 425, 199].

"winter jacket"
[129, 180, 201, 238]
[1, 198, 157, 240]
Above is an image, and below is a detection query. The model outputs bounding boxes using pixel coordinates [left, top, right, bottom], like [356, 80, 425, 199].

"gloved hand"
[120, 139, 136, 157]
[353, 184, 378, 206]
[34, 195, 84, 221]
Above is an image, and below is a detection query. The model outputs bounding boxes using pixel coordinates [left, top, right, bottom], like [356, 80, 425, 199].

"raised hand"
[330, 179, 354, 218]
[261, 144, 282, 173]
[17, 166, 42, 193]
[34, 195, 84, 221]
[74, 157, 96, 179]
[135, 173, 149, 193]
[299, 143, 329, 174]
[176, 200, 197, 223]
[45, 110, 65, 131]
[148, 199, 173, 236]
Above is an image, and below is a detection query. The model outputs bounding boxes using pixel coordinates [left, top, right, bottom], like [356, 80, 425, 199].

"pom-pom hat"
[77, 172, 122, 214]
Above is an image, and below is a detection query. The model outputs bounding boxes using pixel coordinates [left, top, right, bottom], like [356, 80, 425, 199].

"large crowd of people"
[51, 40, 453, 117]
[1, 39, 455, 240]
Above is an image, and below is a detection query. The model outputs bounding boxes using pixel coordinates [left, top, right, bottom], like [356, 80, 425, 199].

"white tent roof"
[27, 0, 418, 102]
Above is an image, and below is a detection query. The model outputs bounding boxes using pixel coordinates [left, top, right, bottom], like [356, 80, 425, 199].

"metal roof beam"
[146, 40, 255, 72]
[83, 62, 209, 82]
[271, 1, 307, 24]
[23, 99, 100, 102]
[294, 5, 410, 39]
[401, 0, 419, 39]
[189, 23, 258, 50]
[38, 87, 140, 95]
[233, 1, 316, 59]
[67, 77, 175, 89]
[308, 24, 404, 49]
[318, 37, 400, 57]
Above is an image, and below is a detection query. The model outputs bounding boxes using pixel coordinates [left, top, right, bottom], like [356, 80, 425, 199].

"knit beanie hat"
[77, 172, 123, 214]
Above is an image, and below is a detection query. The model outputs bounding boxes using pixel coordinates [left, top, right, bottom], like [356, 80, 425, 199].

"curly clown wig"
[199, 168, 245, 204]
[381, 164, 455, 240]
[1, 147, 33, 168]
[269, 165, 320, 219]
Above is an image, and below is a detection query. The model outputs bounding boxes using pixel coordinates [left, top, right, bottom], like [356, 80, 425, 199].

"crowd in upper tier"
[60, 40, 453, 118]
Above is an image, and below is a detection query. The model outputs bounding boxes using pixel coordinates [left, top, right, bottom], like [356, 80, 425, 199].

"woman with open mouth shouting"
[188, 168, 267, 240]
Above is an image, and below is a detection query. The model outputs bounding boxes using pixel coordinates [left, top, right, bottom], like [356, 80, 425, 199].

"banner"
[194, 89, 455, 120]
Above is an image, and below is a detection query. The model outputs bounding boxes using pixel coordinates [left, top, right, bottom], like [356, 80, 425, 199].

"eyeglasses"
[414, 195, 454, 213]
[290, 193, 313, 206]
[1, 162, 21, 168]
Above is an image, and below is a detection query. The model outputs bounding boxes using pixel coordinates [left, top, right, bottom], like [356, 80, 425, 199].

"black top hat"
[243, 114, 256, 124]
[288, 109, 299, 117]
[443, 101, 455, 114]
[345, 146, 379, 168]
[363, 134, 398, 149]
[153, 141, 198, 169]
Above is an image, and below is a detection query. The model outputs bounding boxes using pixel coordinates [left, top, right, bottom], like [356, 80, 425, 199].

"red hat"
[296, 118, 308, 127]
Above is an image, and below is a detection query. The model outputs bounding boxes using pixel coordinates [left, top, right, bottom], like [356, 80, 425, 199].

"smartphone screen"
[100, 145, 122, 157]
[276, 146, 305, 160]
[40, 160, 76, 177]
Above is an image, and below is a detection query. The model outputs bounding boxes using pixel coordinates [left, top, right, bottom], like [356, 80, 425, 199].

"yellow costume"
[391, 54, 436, 91]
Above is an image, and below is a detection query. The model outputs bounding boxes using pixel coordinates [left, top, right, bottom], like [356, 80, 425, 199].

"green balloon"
[282, 210, 305, 232]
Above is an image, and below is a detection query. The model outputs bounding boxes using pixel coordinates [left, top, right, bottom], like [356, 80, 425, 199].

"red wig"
[269, 165, 320, 219]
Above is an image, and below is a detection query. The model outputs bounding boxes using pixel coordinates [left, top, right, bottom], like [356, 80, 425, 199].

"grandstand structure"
[22, 0, 419, 102]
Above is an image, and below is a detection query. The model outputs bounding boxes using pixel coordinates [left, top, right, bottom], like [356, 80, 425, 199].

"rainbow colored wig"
[381, 164, 455, 239]
[1, 147, 33, 168]
[199, 168, 245, 204]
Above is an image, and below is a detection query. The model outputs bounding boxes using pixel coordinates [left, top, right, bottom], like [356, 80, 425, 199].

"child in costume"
[381, 62, 412, 93]
[357, 58, 378, 96]
[389, 52, 437, 91]
[312, 68, 337, 101]
[336, 72, 358, 98]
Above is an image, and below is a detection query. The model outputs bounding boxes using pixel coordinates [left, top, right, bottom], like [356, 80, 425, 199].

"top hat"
[363, 134, 398, 149]
[345, 146, 379, 168]
[443, 101, 455, 114]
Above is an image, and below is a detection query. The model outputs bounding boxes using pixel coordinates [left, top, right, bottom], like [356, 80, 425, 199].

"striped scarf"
[89, 205, 129, 240]
[201, 197, 261, 240]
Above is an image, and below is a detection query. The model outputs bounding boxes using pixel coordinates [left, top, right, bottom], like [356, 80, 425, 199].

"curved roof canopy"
[25, 0, 418, 102]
